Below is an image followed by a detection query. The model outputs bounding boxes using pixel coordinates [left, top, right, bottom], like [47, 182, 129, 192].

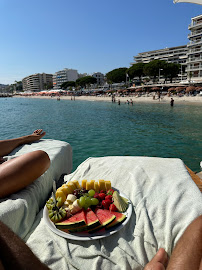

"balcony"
[188, 21, 202, 30]
[186, 64, 202, 72]
[187, 39, 202, 47]
[187, 56, 202, 63]
[187, 47, 202, 55]
[188, 30, 202, 38]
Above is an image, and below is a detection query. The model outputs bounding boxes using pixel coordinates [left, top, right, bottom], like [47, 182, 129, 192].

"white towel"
[26, 156, 202, 270]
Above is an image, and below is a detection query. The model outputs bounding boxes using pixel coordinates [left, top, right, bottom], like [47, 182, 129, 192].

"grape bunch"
[73, 188, 88, 198]
[78, 189, 99, 210]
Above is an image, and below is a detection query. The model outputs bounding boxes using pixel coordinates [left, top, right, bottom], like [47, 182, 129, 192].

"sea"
[0, 97, 202, 172]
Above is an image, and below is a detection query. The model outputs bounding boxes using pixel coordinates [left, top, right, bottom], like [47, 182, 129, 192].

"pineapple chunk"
[81, 179, 87, 189]
[94, 182, 99, 192]
[99, 179, 106, 191]
[86, 181, 91, 191]
[105, 180, 112, 191]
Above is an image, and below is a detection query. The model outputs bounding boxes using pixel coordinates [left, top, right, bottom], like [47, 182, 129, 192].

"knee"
[194, 215, 202, 231]
[34, 150, 50, 170]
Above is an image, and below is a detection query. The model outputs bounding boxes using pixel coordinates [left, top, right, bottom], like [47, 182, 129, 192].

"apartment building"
[187, 14, 202, 82]
[134, 45, 187, 65]
[22, 73, 53, 92]
[92, 72, 105, 85]
[53, 68, 78, 89]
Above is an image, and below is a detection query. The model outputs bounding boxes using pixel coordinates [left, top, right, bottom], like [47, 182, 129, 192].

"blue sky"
[0, 0, 201, 84]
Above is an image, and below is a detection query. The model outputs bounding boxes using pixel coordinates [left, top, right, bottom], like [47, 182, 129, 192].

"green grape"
[90, 198, 99, 206]
[79, 196, 86, 207]
[85, 197, 92, 207]
[88, 189, 95, 197]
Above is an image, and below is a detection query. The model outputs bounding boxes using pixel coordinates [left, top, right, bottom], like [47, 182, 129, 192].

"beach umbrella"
[175, 86, 185, 92]
[151, 87, 160, 91]
[168, 87, 176, 92]
[174, 0, 202, 4]
[195, 86, 202, 91]
[186, 86, 196, 92]
[129, 88, 136, 92]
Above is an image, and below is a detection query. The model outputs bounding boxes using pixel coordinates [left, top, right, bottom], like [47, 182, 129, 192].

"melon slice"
[88, 208, 116, 233]
[69, 209, 100, 233]
[105, 211, 126, 229]
[55, 210, 86, 229]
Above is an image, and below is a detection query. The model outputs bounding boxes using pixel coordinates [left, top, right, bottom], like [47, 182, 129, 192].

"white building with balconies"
[133, 45, 187, 65]
[92, 72, 105, 85]
[187, 14, 202, 82]
[22, 73, 53, 92]
[53, 68, 78, 89]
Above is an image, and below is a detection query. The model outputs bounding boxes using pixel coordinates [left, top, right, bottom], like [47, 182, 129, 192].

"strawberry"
[99, 190, 106, 194]
[102, 199, 111, 209]
[107, 189, 114, 195]
[99, 193, 106, 201]
[105, 195, 112, 202]
[94, 192, 101, 201]
[109, 204, 118, 212]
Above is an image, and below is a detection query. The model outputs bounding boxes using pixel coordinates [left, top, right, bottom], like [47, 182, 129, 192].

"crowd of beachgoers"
[15, 91, 202, 104]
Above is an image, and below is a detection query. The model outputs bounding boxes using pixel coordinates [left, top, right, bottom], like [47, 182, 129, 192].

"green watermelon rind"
[105, 212, 126, 230]
[69, 210, 100, 232]
[55, 210, 86, 229]
[88, 209, 116, 233]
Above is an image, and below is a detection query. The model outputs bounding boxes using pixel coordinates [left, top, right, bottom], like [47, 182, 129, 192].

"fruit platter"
[43, 179, 132, 241]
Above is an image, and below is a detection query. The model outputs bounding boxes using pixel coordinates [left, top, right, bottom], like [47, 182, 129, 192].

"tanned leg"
[0, 220, 50, 270]
[0, 150, 50, 198]
[167, 215, 202, 270]
[0, 129, 46, 157]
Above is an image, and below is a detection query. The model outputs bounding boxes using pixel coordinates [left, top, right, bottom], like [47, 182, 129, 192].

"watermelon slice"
[105, 211, 126, 229]
[88, 208, 116, 233]
[55, 210, 86, 229]
[69, 209, 100, 233]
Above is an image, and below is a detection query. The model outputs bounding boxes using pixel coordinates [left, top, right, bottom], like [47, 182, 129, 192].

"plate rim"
[43, 190, 132, 241]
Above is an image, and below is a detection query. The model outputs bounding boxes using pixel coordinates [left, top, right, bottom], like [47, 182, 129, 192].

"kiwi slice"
[46, 198, 67, 223]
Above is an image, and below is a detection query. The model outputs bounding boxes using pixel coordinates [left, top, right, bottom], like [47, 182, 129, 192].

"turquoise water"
[0, 97, 202, 172]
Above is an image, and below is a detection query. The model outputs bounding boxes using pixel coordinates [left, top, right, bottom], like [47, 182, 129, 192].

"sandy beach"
[14, 94, 202, 104]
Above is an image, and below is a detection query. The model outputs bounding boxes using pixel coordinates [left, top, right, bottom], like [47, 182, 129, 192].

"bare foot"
[25, 129, 46, 144]
[144, 248, 169, 270]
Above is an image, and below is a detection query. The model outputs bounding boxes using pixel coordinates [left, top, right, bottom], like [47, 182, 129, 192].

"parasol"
[175, 86, 185, 92]
[168, 87, 176, 92]
[174, 0, 202, 5]
[186, 86, 196, 92]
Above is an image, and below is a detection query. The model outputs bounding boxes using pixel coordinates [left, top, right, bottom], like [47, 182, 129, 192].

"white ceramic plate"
[43, 191, 132, 241]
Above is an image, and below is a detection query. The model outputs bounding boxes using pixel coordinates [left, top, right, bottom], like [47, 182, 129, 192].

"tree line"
[61, 76, 97, 90]
[106, 60, 183, 84]
[61, 60, 183, 90]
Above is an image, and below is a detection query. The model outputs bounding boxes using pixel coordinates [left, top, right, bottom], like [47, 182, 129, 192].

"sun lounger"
[0, 139, 72, 239]
[185, 165, 202, 192]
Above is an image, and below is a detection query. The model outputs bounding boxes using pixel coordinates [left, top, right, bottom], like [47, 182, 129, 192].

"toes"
[34, 129, 42, 135]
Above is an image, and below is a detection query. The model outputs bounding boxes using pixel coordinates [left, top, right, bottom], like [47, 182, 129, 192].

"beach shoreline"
[13, 94, 202, 104]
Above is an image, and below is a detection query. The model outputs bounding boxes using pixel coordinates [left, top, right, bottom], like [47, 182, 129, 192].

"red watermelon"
[105, 211, 126, 229]
[88, 208, 116, 233]
[55, 210, 86, 230]
[68, 209, 100, 233]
